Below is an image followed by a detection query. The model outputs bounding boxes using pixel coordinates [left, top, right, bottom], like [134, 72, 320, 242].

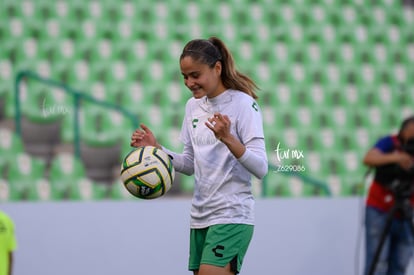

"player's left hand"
[205, 112, 231, 142]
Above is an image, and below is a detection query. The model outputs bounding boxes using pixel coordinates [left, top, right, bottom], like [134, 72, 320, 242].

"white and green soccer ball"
[120, 146, 175, 199]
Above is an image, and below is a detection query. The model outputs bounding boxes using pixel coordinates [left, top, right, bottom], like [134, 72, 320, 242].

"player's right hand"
[130, 124, 160, 148]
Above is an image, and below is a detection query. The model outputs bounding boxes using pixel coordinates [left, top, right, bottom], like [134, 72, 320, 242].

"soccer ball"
[120, 146, 175, 199]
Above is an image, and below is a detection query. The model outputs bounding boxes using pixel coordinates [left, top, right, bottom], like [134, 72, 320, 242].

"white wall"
[2, 198, 414, 275]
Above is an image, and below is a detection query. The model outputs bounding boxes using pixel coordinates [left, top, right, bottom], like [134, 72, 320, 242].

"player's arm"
[220, 134, 267, 179]
[161, 145, 194, 176]
[131, 124, 194, 175]
[206, 113, 268, 179]
[235, 138, 268, 179]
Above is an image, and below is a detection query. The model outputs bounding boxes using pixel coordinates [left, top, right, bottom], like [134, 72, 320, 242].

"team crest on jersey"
[252, 102, 258, 111]
[192, 118, 199, 128]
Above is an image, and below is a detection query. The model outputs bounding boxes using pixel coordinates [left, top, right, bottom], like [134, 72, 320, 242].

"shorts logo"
[212, 245, 224, 258]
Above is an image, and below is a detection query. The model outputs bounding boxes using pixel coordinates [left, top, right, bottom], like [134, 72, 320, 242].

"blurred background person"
[363, 116, 414, 275]
[0, 211, 17, 275]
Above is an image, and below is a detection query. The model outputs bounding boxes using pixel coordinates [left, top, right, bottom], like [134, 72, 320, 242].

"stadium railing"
[14, 70, 139, 158]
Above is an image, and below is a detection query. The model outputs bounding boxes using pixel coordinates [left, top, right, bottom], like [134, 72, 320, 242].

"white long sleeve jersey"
[164, 90, 268, 228]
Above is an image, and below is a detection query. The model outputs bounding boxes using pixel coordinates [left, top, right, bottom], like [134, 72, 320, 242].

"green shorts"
[188, 224, 254, 274]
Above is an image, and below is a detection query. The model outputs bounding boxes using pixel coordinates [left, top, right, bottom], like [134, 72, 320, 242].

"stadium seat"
[0, 179, 22, 202]
[273, 178, 315, 198]
[26, 178, 53, 201]
[49, 152, 86, 199]
[19, 80, 65, 129]
[6, 152, 46, 200]
[109, 179, 134, 200]
[79, 105, 123, 146]
[20, 116, 61, 163]
[5, 0, 413, 200]
[178, 174, 195, 194]
[261, 170, 280, 197]
[303, 152, 323, 176]
[68, 178, 108, 200]
[159, 127, 184, 153]
[0, 127, 25, 162]
[326, 175, 353, 197]
[80, 142, 121, 183]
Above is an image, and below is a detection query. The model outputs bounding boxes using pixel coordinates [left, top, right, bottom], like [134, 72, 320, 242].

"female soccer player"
[131, 37, 268, 275]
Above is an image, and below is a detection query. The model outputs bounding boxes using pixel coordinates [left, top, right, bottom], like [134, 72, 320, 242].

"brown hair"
[180, 36, 259, 99]
[398, 115, 414, 141]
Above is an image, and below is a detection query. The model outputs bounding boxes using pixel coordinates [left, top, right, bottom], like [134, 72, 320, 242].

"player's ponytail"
[208, 37, 259, 99]
[180, 37, 259, 99]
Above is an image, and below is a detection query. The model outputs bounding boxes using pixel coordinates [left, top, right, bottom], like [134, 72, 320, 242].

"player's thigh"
[198, 263, 234, 275]
[201, 224, 253, 273]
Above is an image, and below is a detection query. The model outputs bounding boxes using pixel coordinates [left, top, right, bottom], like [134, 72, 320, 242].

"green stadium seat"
[327, 175, 353, 197]
[121, 140, 134, 160]
[61, 111, 75, 144]
[68, 178, 108, 200]
[159, 127, 184, 153]
[118, 81, 145, 113]
[0, 128, 25, 162]
[164, 81, 190, 106]
[0, 179, 9, 202]
[0, 59, 13, 90]
[270, 177, 314, 198]
[292, 178, 318, 197]
[6, 152, 46, 199]
[303, 152, 324, 176]
[4, 0, 413, 199]
[274, 178, 301, 198]
[343, 150, 366, 175]
[49, 152, 86, 199]
[19, 80, 62, 123]
[26, 178, 53, 201]
[78, 106, 122, 147]
[261, 170, 280, 197]
[278, 128, 299, 149]
[0, 179, 22, 202]
[176, 174, 194, 195]
[261, 105, 276, 128]
[341, 173, 364, 195]
[109, 179, 134, 200]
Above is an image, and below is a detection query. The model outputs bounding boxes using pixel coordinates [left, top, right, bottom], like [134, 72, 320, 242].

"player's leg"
[198, 262, 234, 275]
[199, 224, 254, 275]
[189, 228, 208, 275]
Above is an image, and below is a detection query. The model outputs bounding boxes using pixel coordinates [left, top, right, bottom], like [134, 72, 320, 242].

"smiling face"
[180, 56, 226, 99]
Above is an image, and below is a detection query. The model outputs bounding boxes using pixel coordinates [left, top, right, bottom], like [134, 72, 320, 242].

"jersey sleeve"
[160, 99, 195, 176]
[373, 136, 394, 153]
[236, 97, 265, 144]
[238, 138, 268, 179]
[234, 95, 268, 178]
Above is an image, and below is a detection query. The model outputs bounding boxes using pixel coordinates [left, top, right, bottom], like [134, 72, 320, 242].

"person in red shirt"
[363, 116, 414, 275]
